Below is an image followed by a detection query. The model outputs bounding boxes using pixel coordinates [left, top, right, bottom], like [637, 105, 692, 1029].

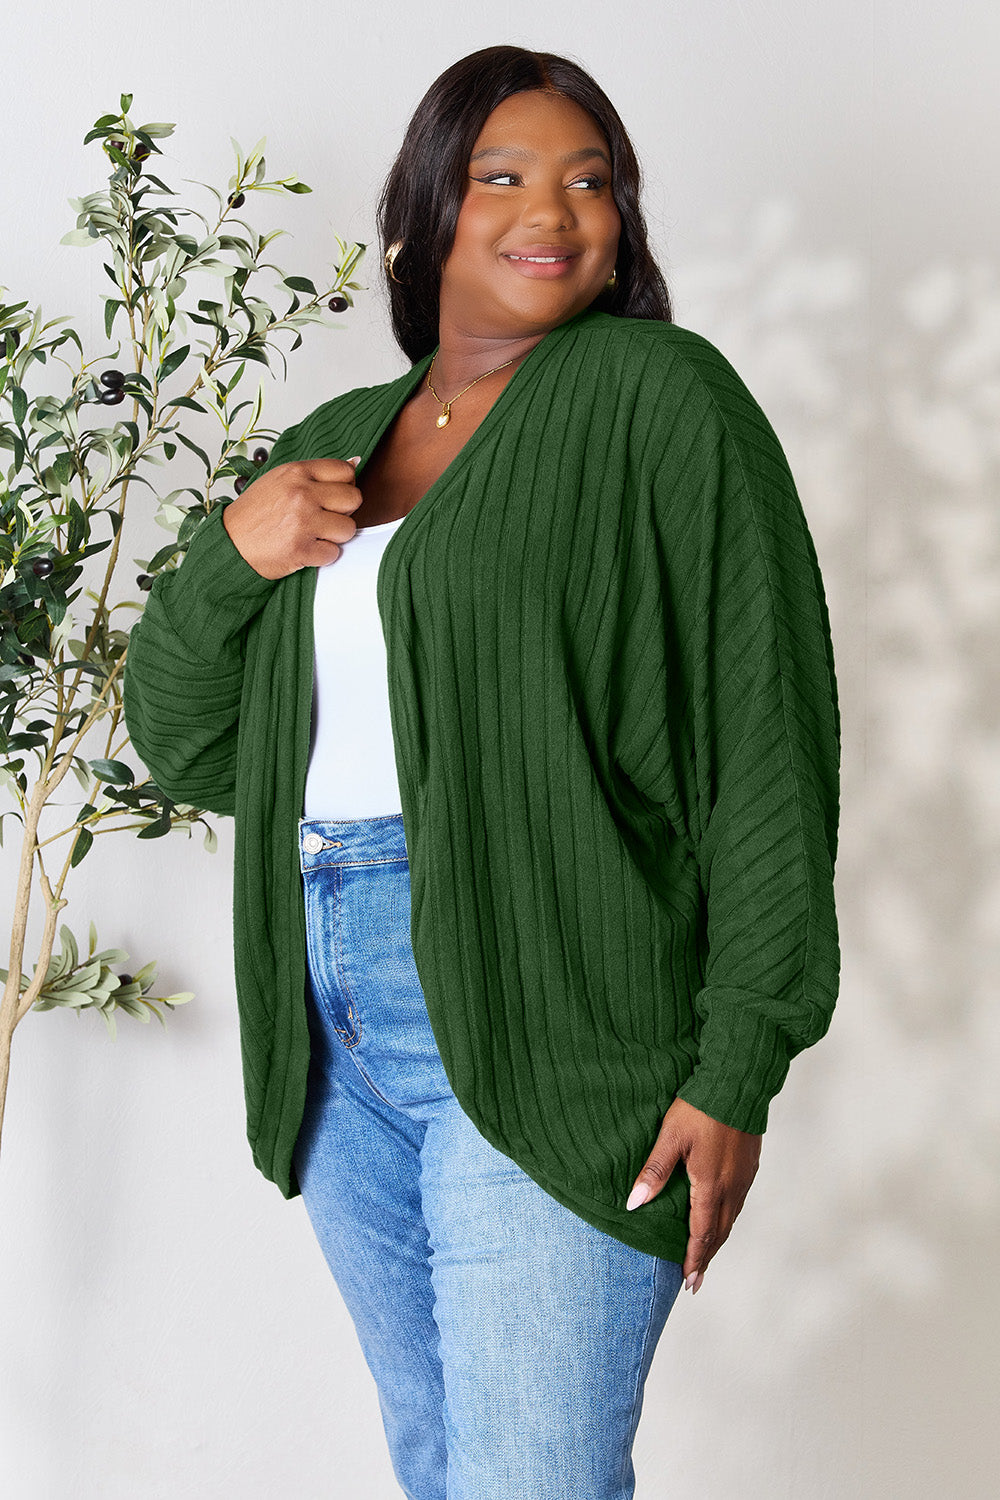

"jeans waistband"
[298, 812, 407, 870]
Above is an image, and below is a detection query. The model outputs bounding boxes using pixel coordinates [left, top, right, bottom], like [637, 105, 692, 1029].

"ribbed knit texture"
[122, 307, 841, 1262]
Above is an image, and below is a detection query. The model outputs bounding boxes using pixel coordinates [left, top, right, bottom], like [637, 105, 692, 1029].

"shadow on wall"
[659, 196, 995, 1362]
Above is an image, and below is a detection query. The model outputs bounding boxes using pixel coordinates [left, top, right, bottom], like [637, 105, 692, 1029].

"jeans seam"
[345, 1051, 400, 1109]
[299, 812, 404, 825]
[302, 855, 409, 872]
[621, 1259, 659, 1493]
[330, 865, 362, 1047]
[335, 856, 408, 867]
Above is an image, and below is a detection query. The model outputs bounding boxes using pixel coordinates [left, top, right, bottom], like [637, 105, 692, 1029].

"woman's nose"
[522, 186, 573, 229]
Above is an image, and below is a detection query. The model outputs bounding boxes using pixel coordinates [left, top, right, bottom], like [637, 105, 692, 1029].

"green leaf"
[116, 998, 152, 1022]
[158, 344, 190, 380]
[227, 343, 270, 367]
[52, 451, 75, 487]
[120, 93, 133, 113]
[137, 816, 172, 839]
[173, 430, 211, 472]
[53, 326, 85, 359]
[70, 826, 93, 867]
[186, 311, 224, 331]
[163, 396, 207, 414]
[89, 757, 134, 785]
[50, 660, 109, 678]
[283, 275, 317, 295]
[60, 227, 101, 247]
[145, 541, 182, 570]
[12, 386, 27, 426]
[104, 299, 122, 342]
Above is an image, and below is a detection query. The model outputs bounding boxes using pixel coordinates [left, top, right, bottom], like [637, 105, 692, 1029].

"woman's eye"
[476, 172, 606, 190]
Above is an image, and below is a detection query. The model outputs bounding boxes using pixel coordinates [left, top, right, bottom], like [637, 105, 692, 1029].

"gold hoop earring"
[604, 267, 617, 293]
[385, 240, 404, 284]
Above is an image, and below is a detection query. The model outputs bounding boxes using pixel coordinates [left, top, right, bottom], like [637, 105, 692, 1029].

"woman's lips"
[501, 252, 579, 279]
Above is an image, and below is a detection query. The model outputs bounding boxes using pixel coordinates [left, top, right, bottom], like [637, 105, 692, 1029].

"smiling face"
[438, 89, 622, 343]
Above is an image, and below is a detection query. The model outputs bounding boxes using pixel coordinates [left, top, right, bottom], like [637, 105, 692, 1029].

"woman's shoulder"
[586, 311, 781, 453]
[583, 310, 754, 396]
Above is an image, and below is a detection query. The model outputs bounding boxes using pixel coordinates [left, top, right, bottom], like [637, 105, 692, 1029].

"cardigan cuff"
[676, 986, 795, 1135]
[159, 502, 280, 662]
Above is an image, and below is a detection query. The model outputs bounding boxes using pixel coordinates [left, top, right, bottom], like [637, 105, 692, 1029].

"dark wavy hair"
[376, 45, 673, 362]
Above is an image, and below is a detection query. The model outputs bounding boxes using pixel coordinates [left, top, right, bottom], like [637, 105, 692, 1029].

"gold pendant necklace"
[425, 350, 519, 428]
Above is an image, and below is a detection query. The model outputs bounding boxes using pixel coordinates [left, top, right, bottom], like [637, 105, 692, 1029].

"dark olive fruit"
[252, 447, 269, 465]
[136, 574, 154, 591]
[31, 557, 54, 578]
[18, 650, 34, 665]
[327, 295, 349, 313]
[117, 974, 134, 987]
[2, 327, 21, 353]
[100, 369, 125, 389]
[108, 138, 127, 154]
[234, 475, 249, 494]
[133, 143, 150, 161]
[99, 388, 126, 405]
[228, 192, 246, 209]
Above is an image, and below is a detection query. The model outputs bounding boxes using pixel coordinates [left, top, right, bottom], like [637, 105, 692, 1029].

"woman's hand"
[222, 456, 363, 579]
[626, 1097, 762, 1294]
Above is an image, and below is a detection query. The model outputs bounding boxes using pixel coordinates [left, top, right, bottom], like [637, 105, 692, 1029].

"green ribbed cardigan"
[122, 306, 840, 1263]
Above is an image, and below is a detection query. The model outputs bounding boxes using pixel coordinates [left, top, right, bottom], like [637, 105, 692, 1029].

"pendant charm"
[436, 406, 451, 428]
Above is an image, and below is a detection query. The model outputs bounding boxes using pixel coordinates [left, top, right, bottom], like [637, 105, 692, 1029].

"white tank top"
[302, 514, 408, 820]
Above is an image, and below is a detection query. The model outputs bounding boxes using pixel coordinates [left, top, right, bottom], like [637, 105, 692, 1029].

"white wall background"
[2, 2, 997, 1496]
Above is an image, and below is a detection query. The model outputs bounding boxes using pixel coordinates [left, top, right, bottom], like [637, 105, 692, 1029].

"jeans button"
[302, 833, 325, 853]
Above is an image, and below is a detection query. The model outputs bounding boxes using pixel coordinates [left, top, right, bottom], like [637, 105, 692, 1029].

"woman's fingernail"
[626, 1181, 650, 1211]
[684, 1271, 698, 1291]
[692, 1271, 705, 1294]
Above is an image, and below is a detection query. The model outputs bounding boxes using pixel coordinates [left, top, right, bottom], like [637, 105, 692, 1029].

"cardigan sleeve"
[648, 345, 841, 1135]
[121, 423, 302, 817]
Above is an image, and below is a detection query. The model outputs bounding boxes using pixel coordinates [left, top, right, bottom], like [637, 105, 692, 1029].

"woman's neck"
[427, 334, 543, 399]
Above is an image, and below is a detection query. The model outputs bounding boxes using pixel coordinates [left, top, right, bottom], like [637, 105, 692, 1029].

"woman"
[123, 44, 840, 1500]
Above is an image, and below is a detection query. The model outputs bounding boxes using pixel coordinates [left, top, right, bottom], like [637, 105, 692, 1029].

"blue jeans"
[292, 812, 684, 1500]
